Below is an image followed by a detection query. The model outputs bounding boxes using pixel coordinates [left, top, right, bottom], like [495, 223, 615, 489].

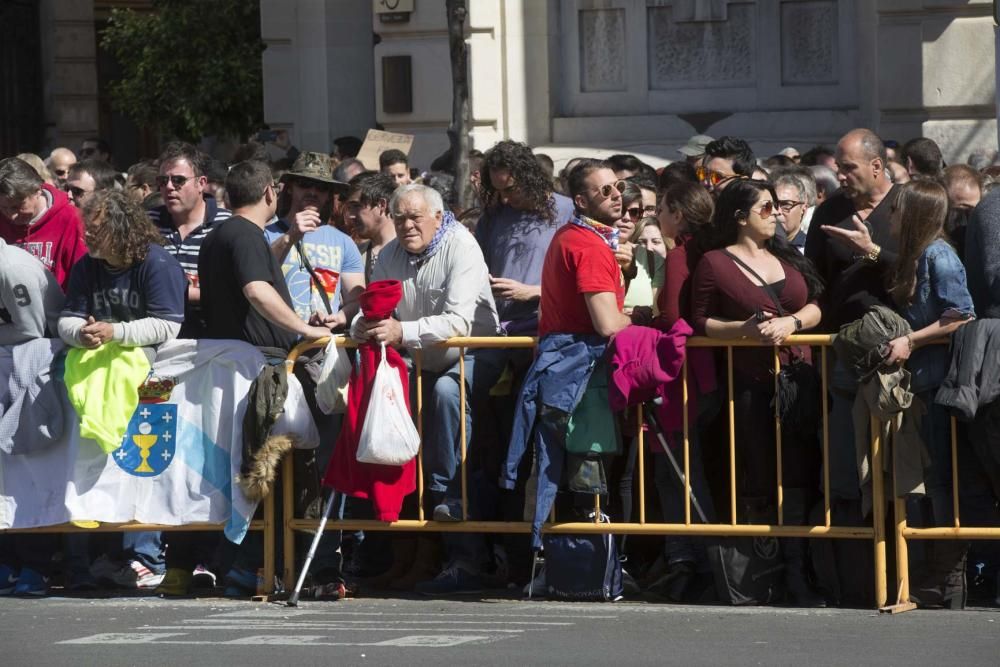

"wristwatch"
[864, 243, 882, 264]
[792, 316, 803, 332]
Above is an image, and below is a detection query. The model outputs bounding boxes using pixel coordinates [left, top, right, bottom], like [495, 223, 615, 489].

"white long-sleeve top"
[353, 227, 499, 373]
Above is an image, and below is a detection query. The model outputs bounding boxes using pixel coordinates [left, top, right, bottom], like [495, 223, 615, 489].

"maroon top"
[691, 248, 815, 382]
[655, 234, 700, 331]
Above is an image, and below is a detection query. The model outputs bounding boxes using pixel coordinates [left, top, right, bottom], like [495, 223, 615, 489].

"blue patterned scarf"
[568, 215, 620, 251]
[407, 210, 460, 266]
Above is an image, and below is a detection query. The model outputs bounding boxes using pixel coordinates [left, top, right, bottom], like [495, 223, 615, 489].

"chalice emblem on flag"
[111, 403, 178, 477]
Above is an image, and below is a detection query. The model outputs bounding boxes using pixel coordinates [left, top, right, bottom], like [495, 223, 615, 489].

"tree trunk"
[446, 0, 473, 213]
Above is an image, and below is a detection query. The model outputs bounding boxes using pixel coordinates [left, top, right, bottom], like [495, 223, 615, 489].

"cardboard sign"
[356, 129, 414, 170]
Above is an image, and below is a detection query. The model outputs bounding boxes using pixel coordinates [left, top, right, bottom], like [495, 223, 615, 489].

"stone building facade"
[261, 0, 999, 168]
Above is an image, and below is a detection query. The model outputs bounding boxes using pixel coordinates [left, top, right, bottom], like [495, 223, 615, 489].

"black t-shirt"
[804, 187, 899, 332]
[197, 215, 298, 350]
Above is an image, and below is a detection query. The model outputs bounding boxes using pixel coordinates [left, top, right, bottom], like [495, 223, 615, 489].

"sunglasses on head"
[596, 180, 627, 198]
[156, 174, 193, 189]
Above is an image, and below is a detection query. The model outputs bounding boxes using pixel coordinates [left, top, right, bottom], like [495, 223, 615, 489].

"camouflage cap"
[280, 151, 348, 189]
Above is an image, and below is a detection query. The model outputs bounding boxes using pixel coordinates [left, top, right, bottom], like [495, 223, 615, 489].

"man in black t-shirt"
[198, 161, 330, 351]
[803, 129, 898, 515]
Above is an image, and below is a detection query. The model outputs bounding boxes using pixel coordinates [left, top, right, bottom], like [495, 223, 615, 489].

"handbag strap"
[721, 249, 787, 317]
[296, 239, 334, 316]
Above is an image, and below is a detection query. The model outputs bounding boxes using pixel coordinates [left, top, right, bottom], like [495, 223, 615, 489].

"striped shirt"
[148, 196, 231, 285]
[148, 196, 231, 336]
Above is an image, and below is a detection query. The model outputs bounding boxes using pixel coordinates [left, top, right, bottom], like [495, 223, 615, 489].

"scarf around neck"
[569, 214, 620, 251]
[407, 210, 460, 266]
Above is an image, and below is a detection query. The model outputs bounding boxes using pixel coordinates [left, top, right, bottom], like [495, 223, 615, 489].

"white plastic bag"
[356, 342, 420, 466]
[316, 336, 351, 415]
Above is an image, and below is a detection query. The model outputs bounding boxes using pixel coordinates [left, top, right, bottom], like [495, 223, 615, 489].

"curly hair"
[82, 189, 165, 267]
[480, 140, 555, 223]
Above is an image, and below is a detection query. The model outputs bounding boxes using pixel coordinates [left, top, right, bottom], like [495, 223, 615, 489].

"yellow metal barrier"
[1, 495, 278, 596]
[283, 333, 893, 607]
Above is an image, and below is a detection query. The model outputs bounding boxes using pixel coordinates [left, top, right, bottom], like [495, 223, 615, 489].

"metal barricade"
[283, 334, 887, 606]
[885, 413, 1000, 613]
[1, 495, 278, 596]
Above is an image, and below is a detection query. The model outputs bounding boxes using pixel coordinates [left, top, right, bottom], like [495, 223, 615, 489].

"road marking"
[150, 625, 527, 633]
[59, 633, 493, 647]
[183, 618, 572, 626]
[60, 633, 187, 644]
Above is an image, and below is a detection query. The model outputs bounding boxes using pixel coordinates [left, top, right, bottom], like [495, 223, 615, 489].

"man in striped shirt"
[148, 142, 231, 337]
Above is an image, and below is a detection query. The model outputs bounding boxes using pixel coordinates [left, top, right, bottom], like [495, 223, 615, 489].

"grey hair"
[390, 183, 444, 217]
[0, 157, 44, 199]
[809, 165, 839, 199]
[772, 170, 817, 207]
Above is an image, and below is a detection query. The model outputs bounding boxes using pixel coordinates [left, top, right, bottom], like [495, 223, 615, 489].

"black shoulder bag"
[721, 250, 821, 434]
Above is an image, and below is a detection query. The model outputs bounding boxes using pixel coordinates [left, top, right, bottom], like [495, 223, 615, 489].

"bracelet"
[905, 334, 914, 351]
[865, 243, 882, 264]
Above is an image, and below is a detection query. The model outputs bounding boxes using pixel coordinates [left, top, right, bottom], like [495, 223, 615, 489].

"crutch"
[643, 401, 710, 524]
[286, 489, 338, 607]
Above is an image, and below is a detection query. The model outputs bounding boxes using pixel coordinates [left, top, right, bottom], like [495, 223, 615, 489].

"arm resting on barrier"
[243, 281, 331, 341]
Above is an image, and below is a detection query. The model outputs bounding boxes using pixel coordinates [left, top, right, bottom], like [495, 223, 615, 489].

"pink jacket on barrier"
[607, 320, 717, 450]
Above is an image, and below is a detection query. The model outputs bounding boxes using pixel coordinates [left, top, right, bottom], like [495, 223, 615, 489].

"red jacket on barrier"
[322, 280, 416, 521]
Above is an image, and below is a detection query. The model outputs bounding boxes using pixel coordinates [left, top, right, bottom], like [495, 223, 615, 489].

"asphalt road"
[1, 595, 998, 666]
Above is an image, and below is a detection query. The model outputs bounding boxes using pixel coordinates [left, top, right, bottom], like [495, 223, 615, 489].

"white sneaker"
[191, 564, 217, 589]
[110, 560, 165, 589]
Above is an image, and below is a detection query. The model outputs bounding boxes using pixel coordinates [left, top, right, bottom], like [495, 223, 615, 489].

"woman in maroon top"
[655, 181, 715, 329]
[691, 179, 826, 606]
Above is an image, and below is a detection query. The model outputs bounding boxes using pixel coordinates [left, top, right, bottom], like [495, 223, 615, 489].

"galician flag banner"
[0, 339, 318, 543]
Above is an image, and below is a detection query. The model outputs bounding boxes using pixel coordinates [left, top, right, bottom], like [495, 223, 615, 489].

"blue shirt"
[264, 220, 364, 321]
[474, 193, 573, 328]
[901, 239, 975, 392]
[62, 243, 186, 324]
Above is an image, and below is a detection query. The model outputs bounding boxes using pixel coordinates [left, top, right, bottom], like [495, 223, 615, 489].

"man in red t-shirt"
[0, 157, 87, 291]
[539, 159, 631, 338]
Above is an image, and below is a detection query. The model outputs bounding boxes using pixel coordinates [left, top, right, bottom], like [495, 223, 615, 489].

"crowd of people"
[0, 126, 998, 609]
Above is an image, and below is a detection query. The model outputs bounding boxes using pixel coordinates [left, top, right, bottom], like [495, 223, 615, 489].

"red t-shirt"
[538, 223, 625, 337]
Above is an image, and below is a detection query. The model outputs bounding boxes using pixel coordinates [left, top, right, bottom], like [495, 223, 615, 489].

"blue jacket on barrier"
[501, 332, 608, 548]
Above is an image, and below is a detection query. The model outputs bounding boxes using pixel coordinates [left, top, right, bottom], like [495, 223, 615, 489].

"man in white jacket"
[353, 184, 499, 595]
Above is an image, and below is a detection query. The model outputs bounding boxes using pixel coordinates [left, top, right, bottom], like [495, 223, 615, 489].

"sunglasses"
[288, 177, 332, 192]
[156, 174, 194, 189]
[53, 169, 68, 177]
[696, 166, 742, 188]
[80, 147, 98, 157]
[623, 206, 642, 219]
[65, 185, 90, 200]
[595, 180, 627, 199]
[751, 201, 776, 217]
[776, 199, 804, 213]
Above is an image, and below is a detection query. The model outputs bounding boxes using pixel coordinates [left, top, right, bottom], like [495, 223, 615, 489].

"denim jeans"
[409, 354, 475, 501]
[123, 532, 165, 574]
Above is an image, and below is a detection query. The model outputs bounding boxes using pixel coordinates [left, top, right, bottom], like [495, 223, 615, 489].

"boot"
[782, 489, 826, 607]
[390, 536, 442, 591]
[910, 540, 968, 609]
[363, 536, 416, 590]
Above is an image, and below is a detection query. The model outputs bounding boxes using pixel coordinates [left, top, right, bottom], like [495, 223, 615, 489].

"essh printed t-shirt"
[62, 243, 186, 324]
[264, 220, 363, 320]
[538, 223, 625, 337]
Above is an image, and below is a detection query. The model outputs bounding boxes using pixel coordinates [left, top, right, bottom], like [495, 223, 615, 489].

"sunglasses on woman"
[751, 201, 776, 217]
[623, 206, 642, 219]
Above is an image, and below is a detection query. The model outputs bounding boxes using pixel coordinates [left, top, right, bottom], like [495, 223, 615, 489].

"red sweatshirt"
[0, 184, 87, 291]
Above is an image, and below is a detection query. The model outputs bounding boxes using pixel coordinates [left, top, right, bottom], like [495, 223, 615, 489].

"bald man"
[803, 129, 901, 521]
[46, 148, 76, 189]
